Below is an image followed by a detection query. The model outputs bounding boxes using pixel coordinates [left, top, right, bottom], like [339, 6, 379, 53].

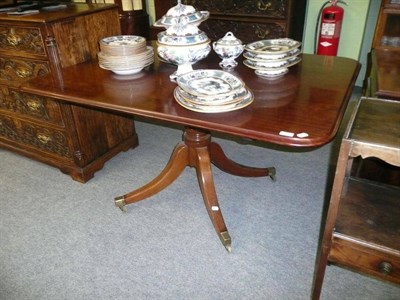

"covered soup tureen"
[156, 1, 211, 80]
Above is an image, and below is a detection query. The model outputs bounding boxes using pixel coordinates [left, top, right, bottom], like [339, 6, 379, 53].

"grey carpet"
[1, 88, 399, 300]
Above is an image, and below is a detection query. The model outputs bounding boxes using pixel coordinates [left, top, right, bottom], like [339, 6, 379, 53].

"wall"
[303, 0, 380, 86]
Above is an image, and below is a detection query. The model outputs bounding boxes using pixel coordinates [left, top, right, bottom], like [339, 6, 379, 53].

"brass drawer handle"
[7, 34, 21, 46]
[37, 133, 51, 144]
[27, 99, 41, 111]
[16, 67, 32, 79]
[257, 0, 272, 11]
[379, 261, 393, 275]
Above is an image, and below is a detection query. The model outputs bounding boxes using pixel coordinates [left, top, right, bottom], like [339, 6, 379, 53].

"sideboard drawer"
[0, 25, 46, 58]
[0, 87, 64, 126]
[329, 235, 400, 284]
[0, 115, 72, 159]
[0, 56, 50, 85]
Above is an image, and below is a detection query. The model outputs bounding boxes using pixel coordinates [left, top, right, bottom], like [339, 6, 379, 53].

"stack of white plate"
[174, 69, 253, 113]
[97, 35, 154, 75]
[243, 38, 302, 79]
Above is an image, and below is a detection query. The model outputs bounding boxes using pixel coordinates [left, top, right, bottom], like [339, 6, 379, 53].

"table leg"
[210, 142, 276, 180]
[114, 127, 275, 252]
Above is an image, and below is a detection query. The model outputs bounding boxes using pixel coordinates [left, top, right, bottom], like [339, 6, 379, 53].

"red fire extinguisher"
[315, 0, 347, 56]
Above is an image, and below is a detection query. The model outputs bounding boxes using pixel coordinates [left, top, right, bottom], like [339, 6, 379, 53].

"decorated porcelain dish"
[99, 35, 147, 56]
[154, 10, 209, 27]
[255, 68, 289, 79]
[100, 35, 146, 46]
[98, 65, 148, 75]
[244, 38, 301, 55]
[177, 86, 248, 106]
[174, 87, 253, 113]
[243, 56, 301, 71]
[243, 48, 301, 62]
[153, 0, 209, 28]
[176, 69, 244, 97]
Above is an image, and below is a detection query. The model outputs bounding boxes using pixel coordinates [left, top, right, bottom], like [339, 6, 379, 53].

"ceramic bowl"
[213, 32, 244, 70]
[157, 22, 209, 46]
[157, 40, 211, 76]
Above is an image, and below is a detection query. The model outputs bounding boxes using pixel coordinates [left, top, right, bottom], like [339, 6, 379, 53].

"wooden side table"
[312, 97, 400, 299]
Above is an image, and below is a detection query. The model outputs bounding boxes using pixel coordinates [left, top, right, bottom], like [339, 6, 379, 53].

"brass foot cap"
[219, 231, 232, 253]
[114, 196, 127, 212]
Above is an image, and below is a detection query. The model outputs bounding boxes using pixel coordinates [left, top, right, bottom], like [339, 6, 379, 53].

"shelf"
[335, 177, 400, 252]
[312, 97, 400, 298]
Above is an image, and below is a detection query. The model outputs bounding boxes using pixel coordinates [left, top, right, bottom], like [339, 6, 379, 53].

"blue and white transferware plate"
[243, 48, 301, 62]
[174, 87, 253, 113]
[243, 56, 301, 71]
[176, 69, 244, 97]
[244, 38, 301, 55]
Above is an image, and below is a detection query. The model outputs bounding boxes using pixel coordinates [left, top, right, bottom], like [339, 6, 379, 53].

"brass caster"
[114, 196, 127, 212]
[219, 231, 232, 253]
[268, 167, 276, 181]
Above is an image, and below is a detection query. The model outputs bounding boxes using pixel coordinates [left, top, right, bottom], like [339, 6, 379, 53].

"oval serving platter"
[178, 86, 248, 106]
[243, 56, 301, 71]
[176, 69, 244, 97]
[243, 48, 301, 62]
[244, 38, 301, 55]
[174, 87, 253, 113]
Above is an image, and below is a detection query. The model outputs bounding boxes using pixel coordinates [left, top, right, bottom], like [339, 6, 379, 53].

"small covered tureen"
[153, 0, 209, 28]
[213, 32, 245, 71]
[157, 17, 211, 80]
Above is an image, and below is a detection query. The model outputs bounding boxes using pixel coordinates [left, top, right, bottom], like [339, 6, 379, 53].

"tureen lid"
[153, 0, 209, 28]
[215, 32, 243, 46]
[166, 0, 196, 17]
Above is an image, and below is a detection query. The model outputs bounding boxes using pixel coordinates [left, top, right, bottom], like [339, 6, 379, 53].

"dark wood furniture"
[88, 0, 149, 37]
[150, 0, 306, 43]
[373, 0, 400, 50]
[366, 0, 400, 100]
[0, 3, 138, 182]
[368, 48, 400, 100]
[22, 44, 360, 251]
[312, 97, 400, 299]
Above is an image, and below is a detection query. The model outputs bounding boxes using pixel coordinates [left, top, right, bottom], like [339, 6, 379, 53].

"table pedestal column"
[114, 127, 275, 252]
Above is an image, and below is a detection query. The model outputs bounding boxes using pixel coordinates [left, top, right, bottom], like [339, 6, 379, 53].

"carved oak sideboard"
[151, 0, 307, 43]
[0, 3, 138, 182]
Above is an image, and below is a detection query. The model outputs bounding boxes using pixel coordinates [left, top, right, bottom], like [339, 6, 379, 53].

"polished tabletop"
[23, 44, 360, 148]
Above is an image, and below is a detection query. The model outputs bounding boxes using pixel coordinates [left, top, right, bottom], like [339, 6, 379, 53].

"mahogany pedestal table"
[22, 49, 360, 252]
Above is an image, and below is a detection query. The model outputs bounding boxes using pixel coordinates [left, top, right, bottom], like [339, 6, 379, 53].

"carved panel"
[0, 115, 71, 158]
[182, 0, 287, 18]
[0, 88, 64, 125]
[0, 57, 50, 84]
[0, 26, 46, 57]
[200, 20, 286, 43]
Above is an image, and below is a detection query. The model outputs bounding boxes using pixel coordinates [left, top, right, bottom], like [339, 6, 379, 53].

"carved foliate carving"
[0, 115, 71, 158]
[9, 91, 51, 121]
[0, 57, 50, 83]
[0, 26, 46, 56]
[182, 0, 287, 18]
